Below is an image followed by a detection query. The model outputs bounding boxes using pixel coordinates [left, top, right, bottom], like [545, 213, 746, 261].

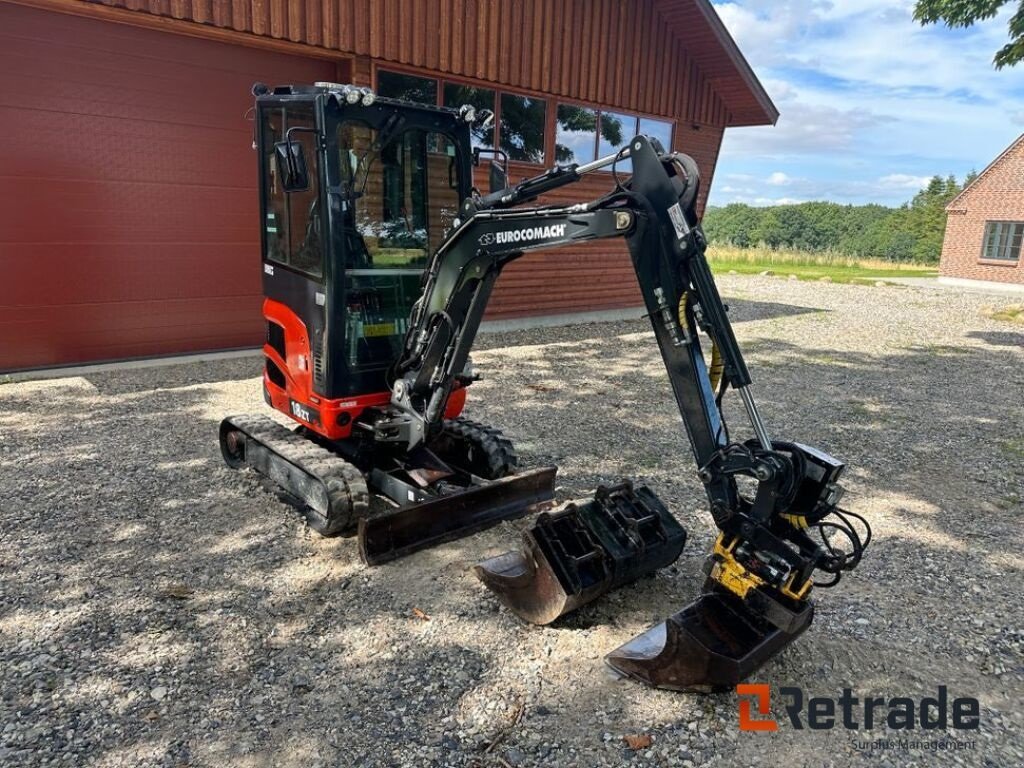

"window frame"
[372, 63, 679, 171]
[979, 221, 1024, 265]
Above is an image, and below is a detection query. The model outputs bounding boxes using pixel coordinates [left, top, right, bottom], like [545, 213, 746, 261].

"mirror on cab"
[274, 140, 310, 192]
[489, 160, 508, 195]
[472, 146, 509, 194]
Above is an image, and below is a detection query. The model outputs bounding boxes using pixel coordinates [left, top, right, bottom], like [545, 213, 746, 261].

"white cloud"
[708, 1, 1024, 205]
[722, 91, 893, 158]
[878, 174, 933, 190]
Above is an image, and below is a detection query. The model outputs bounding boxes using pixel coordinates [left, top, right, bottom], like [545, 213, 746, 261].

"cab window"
[336, 121, 461, 370]
[260, 105, 323, 278]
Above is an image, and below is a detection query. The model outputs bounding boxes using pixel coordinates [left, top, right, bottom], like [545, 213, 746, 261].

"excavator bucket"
[604, 588, 814, 692]
[359, 467, 557, 565]
[474, 482, 686, 625]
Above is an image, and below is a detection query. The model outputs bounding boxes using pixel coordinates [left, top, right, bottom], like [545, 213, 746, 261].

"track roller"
[219, 414, 368, 536]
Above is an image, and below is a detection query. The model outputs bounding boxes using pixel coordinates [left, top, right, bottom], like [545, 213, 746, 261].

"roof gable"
[947, 133, 1024, 211]
[656, 0, 779, 126]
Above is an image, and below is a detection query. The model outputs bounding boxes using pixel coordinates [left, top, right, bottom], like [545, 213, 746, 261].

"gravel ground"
[1, 276, 1022, 768]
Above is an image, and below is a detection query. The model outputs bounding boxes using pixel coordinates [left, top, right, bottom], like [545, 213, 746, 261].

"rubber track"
[441, 417, 519, 479]
[225, 414, 369, 536]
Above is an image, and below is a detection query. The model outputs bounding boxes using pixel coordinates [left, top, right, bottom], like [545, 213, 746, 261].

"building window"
[375, 70, 676, 171]
[556, 104, 674, 171]
[981, 221, 1024, 263]
[639, 116, 674, 153]
[500, 93, 547, 163]
[443, 83, 496, 149]
[377, 70, 438, 105]
[598, 111, 636, 171]
[555, 104, 598, 164]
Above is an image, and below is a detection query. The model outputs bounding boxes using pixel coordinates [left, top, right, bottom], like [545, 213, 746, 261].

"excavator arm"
[373, 136, 869, 690]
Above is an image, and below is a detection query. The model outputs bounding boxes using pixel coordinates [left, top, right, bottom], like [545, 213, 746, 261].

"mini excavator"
[220, 83, 870, 691]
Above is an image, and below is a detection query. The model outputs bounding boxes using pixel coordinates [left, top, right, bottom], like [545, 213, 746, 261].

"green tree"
[499, 96, 547, 163]
[702, 174, 972, 264]
[915, 0, 1024, 68]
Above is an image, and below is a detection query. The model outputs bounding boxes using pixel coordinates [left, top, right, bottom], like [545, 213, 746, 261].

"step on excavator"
[220, 82, 870, 691]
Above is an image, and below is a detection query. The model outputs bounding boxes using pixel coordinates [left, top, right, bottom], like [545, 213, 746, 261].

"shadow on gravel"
[966, 330, 1024, 348]
[1, 314, 1021, 767]
[82, 356, 263, 396]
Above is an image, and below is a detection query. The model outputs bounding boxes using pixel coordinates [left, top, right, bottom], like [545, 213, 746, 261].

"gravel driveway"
[1, 277, 1022, 767]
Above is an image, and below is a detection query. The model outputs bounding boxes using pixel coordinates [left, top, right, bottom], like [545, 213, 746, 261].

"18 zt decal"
[289, 400, 320, 425]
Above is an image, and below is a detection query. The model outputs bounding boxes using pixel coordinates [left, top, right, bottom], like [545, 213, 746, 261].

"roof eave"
[694, 0, 779, 126]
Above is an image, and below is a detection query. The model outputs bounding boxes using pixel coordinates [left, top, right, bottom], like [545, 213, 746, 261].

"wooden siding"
[80, 0, 732, 124]
[0, 1, 341, 370]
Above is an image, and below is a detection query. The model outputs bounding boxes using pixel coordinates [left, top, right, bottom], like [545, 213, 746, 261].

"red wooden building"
[0, 0, 776, 371]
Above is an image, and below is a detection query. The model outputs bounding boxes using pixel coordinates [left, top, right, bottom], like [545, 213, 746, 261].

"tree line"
[702, 173, 977, 263]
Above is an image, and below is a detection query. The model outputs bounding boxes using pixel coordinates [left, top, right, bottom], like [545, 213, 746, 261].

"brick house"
[939, 134, 1024, 287]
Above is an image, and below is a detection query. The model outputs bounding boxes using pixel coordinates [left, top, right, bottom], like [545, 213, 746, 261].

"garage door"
[0, 4, 343, 371]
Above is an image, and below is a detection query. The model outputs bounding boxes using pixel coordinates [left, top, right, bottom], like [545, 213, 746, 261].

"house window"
[443, 83, 496, 149]
[981, 221, 1024, 263]
[500, 93, 547, 163]
[598, 111, 636, 172]
[375, 70, 676, 172]
[556, 104, 674, 171]
[555, 104, 598, 164]
[639, 116, 674, 153]
[377, 70, 438, 105]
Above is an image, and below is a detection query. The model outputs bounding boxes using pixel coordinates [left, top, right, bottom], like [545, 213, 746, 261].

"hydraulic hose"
[678, 293, 725, 392]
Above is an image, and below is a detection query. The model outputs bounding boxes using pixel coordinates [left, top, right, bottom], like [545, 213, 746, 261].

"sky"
[708, 0, 1024, 208]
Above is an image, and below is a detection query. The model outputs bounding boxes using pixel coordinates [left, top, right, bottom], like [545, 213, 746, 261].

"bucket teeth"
[604, 589, 814, 692]
[475, 481, 686, 625]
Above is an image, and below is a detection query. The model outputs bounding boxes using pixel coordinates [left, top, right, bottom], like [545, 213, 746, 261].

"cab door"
[257, 99, 328, 420]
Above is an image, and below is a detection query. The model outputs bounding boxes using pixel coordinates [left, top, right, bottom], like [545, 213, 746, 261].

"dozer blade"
[358, 467, 557, 566]
[475, 482, 686, 625]
[604, 589, 814, 693]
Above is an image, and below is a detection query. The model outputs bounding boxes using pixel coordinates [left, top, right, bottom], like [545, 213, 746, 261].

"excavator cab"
[255, 84, 474, 436]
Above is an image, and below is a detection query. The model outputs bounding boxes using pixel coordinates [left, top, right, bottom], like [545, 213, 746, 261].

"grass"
[707, 245, 939, 284]
[1002, 438, 1024, 461]
[982, 304, 1024, 325]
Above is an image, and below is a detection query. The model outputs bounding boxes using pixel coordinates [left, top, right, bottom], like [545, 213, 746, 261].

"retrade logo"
[738, 684, 778, 732]
[736, 685, 980, 733]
